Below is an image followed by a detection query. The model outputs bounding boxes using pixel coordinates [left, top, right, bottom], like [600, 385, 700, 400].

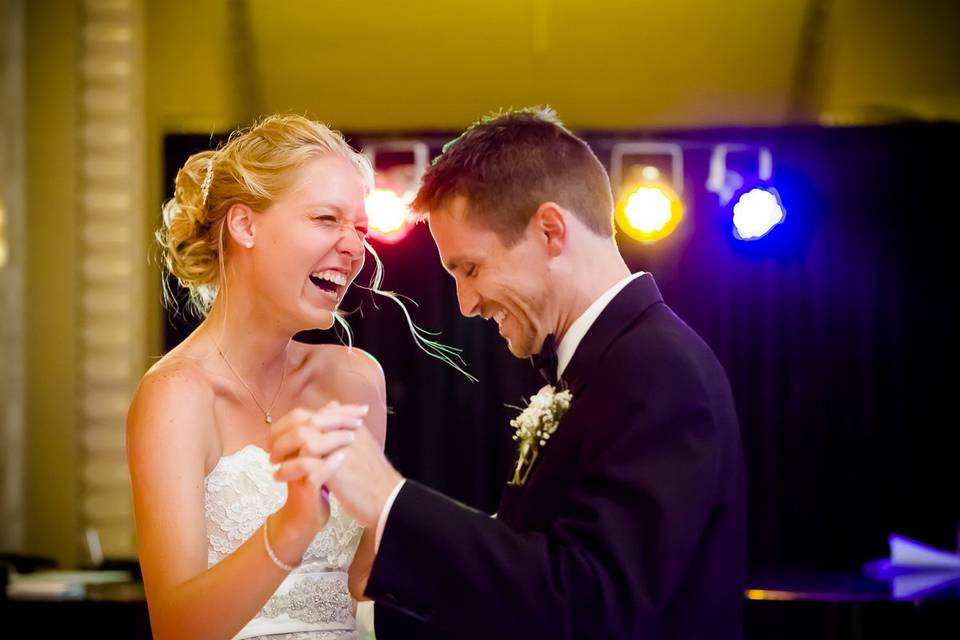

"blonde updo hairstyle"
[157, 114, 373, 317]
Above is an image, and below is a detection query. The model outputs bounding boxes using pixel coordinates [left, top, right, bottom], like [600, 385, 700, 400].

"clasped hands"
[267, 401, 402, 531]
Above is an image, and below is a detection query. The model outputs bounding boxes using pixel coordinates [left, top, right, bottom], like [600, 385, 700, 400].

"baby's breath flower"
[509, 384, 573, 485]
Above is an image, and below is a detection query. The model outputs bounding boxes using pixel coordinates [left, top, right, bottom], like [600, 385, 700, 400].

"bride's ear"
[225, 204, 257, 248]
[533, 202, 567, 258]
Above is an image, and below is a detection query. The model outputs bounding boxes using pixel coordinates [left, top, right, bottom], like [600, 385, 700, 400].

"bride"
[127, 114, 388, 639]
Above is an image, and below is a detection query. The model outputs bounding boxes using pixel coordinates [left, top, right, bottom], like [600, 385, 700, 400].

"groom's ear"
[533, 202, 566, 258]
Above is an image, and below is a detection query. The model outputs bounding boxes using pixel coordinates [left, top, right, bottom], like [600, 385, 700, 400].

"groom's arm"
[364, 346, 734, 639]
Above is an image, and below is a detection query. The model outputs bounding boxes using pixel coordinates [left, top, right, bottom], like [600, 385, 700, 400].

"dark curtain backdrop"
[163, 123, 959, 574]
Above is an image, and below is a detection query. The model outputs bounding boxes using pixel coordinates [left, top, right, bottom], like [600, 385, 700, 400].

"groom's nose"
[456, 282, 480, 317]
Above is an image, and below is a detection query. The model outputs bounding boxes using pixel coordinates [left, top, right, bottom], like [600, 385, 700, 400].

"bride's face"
[246, 154, 368, 330]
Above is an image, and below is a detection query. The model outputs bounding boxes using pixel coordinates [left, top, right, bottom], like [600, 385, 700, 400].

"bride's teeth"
[310, 270, 347, 286]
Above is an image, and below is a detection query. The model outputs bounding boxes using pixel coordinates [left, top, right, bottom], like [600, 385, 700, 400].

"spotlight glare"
[732, 187, 785, 240]
[366, 188, 413, 243]
[615, 182, 684, 243]
[625, 187, 672, 233]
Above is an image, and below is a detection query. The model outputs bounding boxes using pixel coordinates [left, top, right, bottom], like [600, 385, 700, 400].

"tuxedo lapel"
[562, 273, 664, 394]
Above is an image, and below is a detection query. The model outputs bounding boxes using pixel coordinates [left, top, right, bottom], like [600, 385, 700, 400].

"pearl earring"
[245, 241, 254, 249]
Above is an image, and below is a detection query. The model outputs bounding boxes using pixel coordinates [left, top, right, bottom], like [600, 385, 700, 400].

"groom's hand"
[272, 415, 402, 530]
[326, 425, 403, 529]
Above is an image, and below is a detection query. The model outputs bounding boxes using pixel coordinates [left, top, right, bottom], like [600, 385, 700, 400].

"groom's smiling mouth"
[492, 309, 509, 335]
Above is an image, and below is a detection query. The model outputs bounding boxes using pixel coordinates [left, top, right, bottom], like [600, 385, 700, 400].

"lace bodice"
[205, 444, 364, 640]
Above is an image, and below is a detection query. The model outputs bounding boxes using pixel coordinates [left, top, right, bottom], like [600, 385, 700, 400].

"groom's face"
[429, 196, 553, 359]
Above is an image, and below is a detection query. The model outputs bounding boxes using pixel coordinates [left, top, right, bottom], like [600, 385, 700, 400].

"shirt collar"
[556, 272, 646, 379]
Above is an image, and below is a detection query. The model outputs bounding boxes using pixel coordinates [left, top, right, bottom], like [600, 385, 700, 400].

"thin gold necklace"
[213, 338, 287, 424]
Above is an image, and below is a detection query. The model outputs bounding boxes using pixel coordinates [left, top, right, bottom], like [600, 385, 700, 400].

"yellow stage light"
[614, 172, 684, 243]
[610, 143, 686, 244]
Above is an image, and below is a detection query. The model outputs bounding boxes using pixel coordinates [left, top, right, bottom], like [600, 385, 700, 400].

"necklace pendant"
[265, 413, 272, 424]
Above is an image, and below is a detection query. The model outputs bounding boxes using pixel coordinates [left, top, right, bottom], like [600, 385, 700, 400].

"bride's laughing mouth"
[308, 269, 348, 301]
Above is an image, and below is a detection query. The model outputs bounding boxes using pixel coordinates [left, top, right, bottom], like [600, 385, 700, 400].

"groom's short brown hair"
[411, 107, 615, 246]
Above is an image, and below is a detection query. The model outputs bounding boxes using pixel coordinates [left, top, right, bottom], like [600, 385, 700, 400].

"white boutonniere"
[509, 384, 573, 486]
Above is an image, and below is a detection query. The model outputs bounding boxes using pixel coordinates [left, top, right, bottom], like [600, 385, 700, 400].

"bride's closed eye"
[312, 215, 369, 240]
[312, 214, 341, 226]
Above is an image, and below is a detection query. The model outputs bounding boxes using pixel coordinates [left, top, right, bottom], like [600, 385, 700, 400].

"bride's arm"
[127, 362, 349, 640]
[349, 529, 377, 600]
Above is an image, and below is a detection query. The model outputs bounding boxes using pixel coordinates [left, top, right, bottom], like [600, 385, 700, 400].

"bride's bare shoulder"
[128, 351, 217, 453]
[303, 343, 387, 444]
[139, 350, 215, 400]
[301, 343, 385, 394]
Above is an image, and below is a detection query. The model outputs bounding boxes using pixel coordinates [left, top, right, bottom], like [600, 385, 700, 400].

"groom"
[326, 108, 744, 638]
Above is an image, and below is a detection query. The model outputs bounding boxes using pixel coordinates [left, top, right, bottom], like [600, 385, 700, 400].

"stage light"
[732, 186, 785, 241]
[366, 187, 414, 244]
[625, 186, 671, 232]
[362, 141, 428, 244]
[610, 143, 685, 243]
[706, 144, 785, 241]
[615, 176, 684, 243]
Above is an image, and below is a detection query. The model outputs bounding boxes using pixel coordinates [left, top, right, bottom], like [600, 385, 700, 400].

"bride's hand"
[268, 403, 368, 532]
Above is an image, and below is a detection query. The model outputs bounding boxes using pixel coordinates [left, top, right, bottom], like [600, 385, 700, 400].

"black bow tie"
[530, 334, 559, 387]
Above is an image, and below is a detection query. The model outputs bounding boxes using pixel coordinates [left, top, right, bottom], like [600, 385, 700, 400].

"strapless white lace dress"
[205, 444, 364, 640]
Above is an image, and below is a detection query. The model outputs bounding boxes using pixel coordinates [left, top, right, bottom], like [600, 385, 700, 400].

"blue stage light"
[732, 186, 785, 241]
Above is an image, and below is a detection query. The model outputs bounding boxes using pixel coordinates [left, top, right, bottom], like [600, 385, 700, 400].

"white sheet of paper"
[890, 535, 960, 569]
[6, 570, 132, 599]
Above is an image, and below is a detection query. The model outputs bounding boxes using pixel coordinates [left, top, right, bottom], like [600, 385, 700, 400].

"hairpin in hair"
[200, 157, 214, 207]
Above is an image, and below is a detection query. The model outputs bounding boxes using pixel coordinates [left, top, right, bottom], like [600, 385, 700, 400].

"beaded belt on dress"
[232, 570, 356, 640]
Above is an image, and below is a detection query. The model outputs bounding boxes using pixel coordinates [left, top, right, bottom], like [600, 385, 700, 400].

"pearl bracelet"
[263, 515, 299, 572]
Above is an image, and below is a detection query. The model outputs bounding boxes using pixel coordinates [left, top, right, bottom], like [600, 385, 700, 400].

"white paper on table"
[6, 570, 131, 599]
[889, 534, 960, 570]
[6, 579, 84, 598]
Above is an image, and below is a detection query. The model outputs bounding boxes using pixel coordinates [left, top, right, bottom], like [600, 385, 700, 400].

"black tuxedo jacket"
[369, 274, 745, 639]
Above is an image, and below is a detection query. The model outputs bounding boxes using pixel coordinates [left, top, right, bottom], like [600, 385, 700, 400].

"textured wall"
[1, 0, 26, 554]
